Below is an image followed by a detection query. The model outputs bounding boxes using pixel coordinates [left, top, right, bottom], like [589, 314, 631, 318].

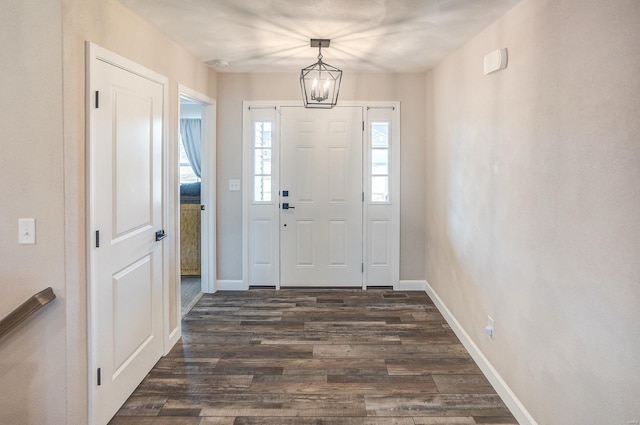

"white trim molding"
[216, 280, 248, 291]
[424, 280, 538, 425]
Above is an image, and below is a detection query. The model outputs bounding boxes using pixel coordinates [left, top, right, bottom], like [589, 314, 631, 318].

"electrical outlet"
[484, 315, 494, 338]
[229, 179, 241, 191]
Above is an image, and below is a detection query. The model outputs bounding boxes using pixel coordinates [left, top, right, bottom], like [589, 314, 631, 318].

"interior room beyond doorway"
[179, 98, 204, 316]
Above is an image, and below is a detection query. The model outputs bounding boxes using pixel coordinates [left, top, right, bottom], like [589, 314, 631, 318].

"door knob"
[282, 203, 295, 210]
[155, 229, 167, 241]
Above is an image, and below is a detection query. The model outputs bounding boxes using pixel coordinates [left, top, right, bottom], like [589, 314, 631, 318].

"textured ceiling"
[119, 0, 522, 73]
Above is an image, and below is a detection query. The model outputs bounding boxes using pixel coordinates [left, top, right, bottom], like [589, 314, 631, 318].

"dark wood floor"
[109, 289, 519, 425]
[181, 276, 203, 318]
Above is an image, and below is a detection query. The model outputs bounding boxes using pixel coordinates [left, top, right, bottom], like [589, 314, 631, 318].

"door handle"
[282, 203, 295, 210]
[155, 229, 167, 241]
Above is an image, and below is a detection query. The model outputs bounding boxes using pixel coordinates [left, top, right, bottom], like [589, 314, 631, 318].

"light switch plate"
[19, 218, 36, 245]
[229, 179, 241, 191]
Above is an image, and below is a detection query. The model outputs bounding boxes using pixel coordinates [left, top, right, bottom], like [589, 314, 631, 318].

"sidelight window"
[253, 121, 273, 202]
[371, 121, 390, 203]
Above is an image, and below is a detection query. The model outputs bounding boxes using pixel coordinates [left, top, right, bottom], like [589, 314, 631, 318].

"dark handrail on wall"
[0, 287, 56, 341]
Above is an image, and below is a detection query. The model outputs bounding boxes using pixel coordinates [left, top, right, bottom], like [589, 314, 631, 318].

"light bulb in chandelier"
[310, 77, 331, 102]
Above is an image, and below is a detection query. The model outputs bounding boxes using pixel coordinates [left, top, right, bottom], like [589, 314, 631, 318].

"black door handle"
[155, 229, 167, 241]
[282, 203, 295, 210]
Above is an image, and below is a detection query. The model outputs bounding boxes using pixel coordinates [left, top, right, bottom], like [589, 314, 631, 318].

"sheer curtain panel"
[180, 118, 202, 178]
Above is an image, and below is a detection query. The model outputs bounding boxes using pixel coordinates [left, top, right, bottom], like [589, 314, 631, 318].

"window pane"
[372, 149, 388, 175]
[180, 165, 199, 184]
[254, 122, 272, 147]
[371, 122, 389, 148]
[254, 148, 272, 175]
[371, 176, 389, 203]
[254, 176, 272, 202]
[178, 136, 200, 184]
[179, 136, 190, 164]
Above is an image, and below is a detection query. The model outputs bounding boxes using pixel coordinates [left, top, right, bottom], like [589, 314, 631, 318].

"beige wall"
[217, 72, 426, 281]
[6, 0, 638, 423]
[1, 0, 216, 423]
[425, 0, 640, 423]
[0, 1, 66, 424]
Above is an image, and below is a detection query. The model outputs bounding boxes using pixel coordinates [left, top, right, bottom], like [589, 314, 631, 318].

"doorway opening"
[179, 97, 203, 316]
[177, 86, 216, 316]
[178, 90, 217, 316]
[242, 101, 400, 289]
[87, 43, 168, 425]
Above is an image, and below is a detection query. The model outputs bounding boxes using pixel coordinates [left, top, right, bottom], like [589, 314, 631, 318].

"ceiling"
[120, 0, 521, 73]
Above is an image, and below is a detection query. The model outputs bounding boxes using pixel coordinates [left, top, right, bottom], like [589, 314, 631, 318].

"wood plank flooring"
[109, 289, 519, 425]
[181, 277, 203, 318]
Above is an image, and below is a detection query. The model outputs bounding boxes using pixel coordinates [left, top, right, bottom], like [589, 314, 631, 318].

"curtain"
[180, 118, 202, 178]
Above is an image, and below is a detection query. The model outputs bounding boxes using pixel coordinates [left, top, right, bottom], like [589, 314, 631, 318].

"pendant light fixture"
[300, 39, 342, 108]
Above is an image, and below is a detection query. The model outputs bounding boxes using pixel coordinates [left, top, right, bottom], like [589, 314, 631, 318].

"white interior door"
[90, 56, 164, 424]
[280, 106, 363, 287]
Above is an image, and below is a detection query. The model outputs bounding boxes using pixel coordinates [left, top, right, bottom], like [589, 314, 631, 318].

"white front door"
[90, 56, 164, 424]
[280, 107, 363, 287]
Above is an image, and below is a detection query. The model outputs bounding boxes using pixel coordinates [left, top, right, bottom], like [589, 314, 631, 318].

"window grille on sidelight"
[371, 121, 390, 203]
[253, 121, 273, 202]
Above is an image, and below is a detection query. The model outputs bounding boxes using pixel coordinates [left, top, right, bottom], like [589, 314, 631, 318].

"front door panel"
[280, 107, 363, 287]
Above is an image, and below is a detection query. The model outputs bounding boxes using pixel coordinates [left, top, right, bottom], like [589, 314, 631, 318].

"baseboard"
[165, 324, 181, 356]
[424, 280, 538, 425]
[215, 281, 426, 291]
[216, 280, 248, 291]
[396, 280, 427, 291]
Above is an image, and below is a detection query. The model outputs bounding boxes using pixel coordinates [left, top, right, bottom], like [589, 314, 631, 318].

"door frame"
[177, 85, 217, 297]
[242, 101, 400, 289]
[86, 43, 170, 424]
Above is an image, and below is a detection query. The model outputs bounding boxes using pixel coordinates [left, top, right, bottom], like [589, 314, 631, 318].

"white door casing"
[242, 101, 399, 289]
[178, 86, 217, 296]
[280, 106, 363, 287]
[88, 45, 166, 425]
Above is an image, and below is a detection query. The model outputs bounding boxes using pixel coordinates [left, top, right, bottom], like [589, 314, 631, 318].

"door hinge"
[362, 263, 364, 273]
[362, 121, 365, 131]
[362, 192, 365, 202]
[95, 90, 99, 108]
[95, 230, 100, 248]
[97, 368, 102, 386]
[200, 204, 205, 211]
